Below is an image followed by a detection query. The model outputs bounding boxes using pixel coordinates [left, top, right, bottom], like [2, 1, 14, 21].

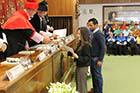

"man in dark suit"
[29, 0, 57, 47]
[88, 18, 106, 93]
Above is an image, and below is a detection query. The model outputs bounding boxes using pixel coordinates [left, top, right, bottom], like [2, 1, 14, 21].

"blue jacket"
[127, 35, 136, 44]
[106, 36, 116, 44]
[116, 35, 126, 44]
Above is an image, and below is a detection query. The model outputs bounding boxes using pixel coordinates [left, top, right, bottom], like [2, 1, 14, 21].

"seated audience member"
[1, 0, 50, 57]
[116, 32, 127, 55]
[106, 32, 116, 55]
[136, 33, 140, 54]
[112, 21, 119, 31]
[120, 21, 126, 31]
[114, 26, 123, 36]
[0, 26, 7, 60]
[127, 31, 137, 56]
[128, 21, 135, 30]
[105, 27, 112, 38]
[103, 21, 111, 34]
[131, 24, 139, 37]
[134, 30, 140, 37]
[123, 26, 130, 37]
[137, 21, 140, 30]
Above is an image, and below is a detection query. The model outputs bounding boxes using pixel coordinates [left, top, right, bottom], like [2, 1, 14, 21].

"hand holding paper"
[63, 45, 79, 58]
[63, 45, 74, 54]
[72, 53, 79, 59]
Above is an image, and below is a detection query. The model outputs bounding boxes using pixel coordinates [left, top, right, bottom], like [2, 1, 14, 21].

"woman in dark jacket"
[70, 27, 92, 93]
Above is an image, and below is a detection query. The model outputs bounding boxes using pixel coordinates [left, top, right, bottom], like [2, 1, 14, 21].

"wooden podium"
[0, 39, 76, 93]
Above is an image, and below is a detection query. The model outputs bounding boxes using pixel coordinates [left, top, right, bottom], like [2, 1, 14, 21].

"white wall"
[79, 4, 102, 27]
[79, 3, 140, 27]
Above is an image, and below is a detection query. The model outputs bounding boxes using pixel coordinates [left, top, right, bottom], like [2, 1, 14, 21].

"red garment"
[120, 25, 126, 30]
[2, 10, 35, 37]
[1, 10, 44, 57]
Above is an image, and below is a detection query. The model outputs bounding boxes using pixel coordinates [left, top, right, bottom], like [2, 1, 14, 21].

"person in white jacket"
[0, 27, 7, 60]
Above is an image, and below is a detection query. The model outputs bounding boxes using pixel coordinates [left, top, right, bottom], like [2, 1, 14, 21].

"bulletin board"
[103, 5, 140, 24]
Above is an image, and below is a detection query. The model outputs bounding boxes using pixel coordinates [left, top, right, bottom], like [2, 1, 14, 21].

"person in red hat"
[1, 0, 50, 57]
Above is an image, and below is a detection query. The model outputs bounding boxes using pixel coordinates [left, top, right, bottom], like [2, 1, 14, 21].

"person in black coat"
[29, 1, 56, 47]
[67, 27, 92, 93]
[30, 0, 48, 33]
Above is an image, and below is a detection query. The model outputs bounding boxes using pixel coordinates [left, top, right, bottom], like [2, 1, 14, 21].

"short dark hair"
[88, 18, 98, 25]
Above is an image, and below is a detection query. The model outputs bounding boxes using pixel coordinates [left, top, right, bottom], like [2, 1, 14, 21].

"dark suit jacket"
[91, 30, 106, 62]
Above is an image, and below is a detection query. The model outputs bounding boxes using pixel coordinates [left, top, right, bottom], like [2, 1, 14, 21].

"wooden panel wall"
[37, 0, 74, 16]
[37, 0, 79, 35]
[79, 0, 140, 4]
[48, 0, 73, 16]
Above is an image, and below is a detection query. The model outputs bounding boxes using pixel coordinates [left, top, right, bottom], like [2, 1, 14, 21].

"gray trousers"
[76, 66, 88, 93]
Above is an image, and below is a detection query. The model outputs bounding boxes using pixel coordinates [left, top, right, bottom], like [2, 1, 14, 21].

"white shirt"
[0, 33, 7, 48]
[93, 27, 100, 34]
[123, 29, 130, 37]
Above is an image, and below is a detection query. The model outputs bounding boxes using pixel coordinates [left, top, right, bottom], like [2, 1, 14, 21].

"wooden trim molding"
[80, 0, 140, 4]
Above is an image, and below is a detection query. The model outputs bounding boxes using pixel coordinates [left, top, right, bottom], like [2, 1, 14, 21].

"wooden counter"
[0, 39, 76, 93]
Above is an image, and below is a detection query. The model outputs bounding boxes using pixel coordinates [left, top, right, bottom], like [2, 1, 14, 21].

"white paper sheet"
[63, 45, 74, 54]
[53, 29, 67, 38]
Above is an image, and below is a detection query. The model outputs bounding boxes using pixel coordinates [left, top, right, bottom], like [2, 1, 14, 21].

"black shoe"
[88, 88, 94, 93]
